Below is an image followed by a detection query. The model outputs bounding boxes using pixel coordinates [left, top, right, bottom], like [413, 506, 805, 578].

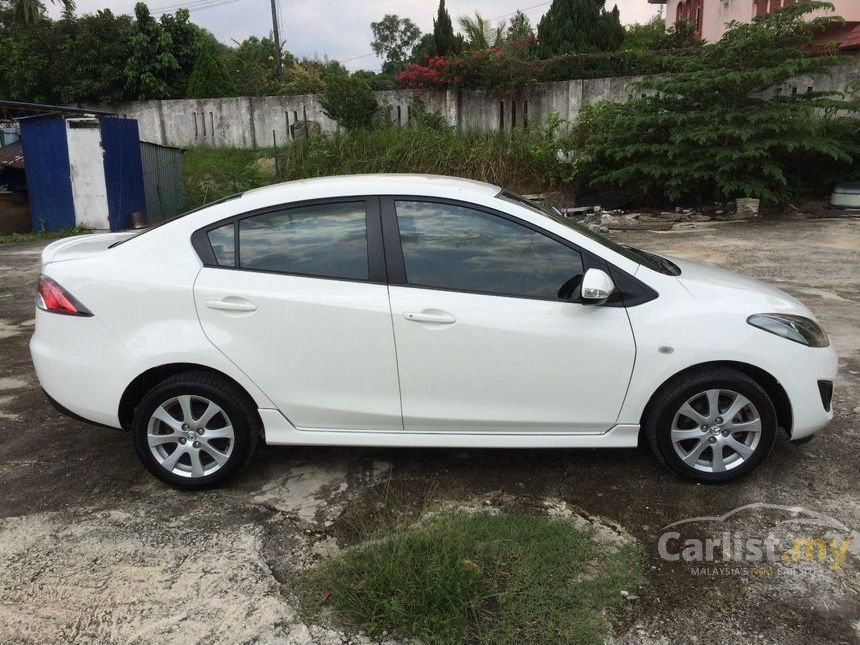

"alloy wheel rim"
[670, 388, 762, 473]
[147, 395, 234, 479]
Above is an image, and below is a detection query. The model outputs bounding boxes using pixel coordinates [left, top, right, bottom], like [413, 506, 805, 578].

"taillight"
[36, 276, 93, 316]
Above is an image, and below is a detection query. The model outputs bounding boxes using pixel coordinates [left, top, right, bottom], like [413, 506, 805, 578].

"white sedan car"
[31, 175, 836, 488]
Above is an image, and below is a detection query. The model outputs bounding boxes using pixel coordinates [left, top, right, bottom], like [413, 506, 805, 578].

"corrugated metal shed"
[18, 112, 148, 232]
[19, 115, 76, 231]
[100, 116, 146, 231]
[140, 142, 184, 222]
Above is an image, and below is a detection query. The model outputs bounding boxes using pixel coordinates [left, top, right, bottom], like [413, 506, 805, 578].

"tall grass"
[279, 127, 561, 194]
[181, 126, 563, 210]
[182, 147, 268, 209]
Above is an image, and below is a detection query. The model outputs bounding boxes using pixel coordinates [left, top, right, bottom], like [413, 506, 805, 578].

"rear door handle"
[205, 298, 257, 312]
[403, 311, 456, 324]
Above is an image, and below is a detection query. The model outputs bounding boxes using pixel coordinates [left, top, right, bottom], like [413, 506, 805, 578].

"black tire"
[132, 371, 260, 489]
[644, 368, 777, 483]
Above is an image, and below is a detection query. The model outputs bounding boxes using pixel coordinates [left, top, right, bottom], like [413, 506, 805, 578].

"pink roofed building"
[647, 0, 860, 50]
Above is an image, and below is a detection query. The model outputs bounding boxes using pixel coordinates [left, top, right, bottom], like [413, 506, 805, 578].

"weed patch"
[300, 509, 643, 644]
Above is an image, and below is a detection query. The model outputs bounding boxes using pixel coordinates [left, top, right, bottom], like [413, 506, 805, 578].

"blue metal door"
[99, 117, 146, 231]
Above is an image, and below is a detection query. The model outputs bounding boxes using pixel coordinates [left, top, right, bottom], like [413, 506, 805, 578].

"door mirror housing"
[580, 268, 615, 303]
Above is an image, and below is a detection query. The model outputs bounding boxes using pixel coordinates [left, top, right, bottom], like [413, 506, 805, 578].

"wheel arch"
[638, 360, 792, 440]
[118, 363, 262, 430]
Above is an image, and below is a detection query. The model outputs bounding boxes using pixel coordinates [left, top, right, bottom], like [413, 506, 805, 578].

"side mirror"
[580, 268, 615, 303]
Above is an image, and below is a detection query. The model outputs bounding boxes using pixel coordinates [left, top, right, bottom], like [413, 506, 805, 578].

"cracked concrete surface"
[0, 218, 857, 644]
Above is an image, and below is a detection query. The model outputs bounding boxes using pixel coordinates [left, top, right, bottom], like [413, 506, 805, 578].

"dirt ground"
[0, 218, 858, 644]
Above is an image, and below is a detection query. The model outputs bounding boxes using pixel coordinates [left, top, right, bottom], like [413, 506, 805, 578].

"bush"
[396, 47, 695, 91]
[318, 73, 379, 130]
[563, 2, 859, 203]
[280, 64, 326, 95]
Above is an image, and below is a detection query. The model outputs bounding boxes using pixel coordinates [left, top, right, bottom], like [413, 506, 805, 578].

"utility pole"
[270, 0, 283, 75]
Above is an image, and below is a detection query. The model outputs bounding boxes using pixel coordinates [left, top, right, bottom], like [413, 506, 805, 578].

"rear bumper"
[43, 389, 123, 431]
[30, 308, 134, 428]
[778, 345, 838, 440]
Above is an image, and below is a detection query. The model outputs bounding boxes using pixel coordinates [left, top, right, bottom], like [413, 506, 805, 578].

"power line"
[488, 1, 552, 22]
[341, 51, 376, 63]
[150, 0, 246, 16]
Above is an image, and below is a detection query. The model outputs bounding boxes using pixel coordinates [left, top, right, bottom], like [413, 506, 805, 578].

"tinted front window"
[496, 190, 672, 273]
[395, 200, 584, 299]
[239, 202, 368, 280]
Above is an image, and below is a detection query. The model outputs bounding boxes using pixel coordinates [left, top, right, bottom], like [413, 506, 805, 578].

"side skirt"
[259, 409, 640, 449]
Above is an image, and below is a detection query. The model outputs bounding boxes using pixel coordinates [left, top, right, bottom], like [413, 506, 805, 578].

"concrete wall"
[113, 65, 860, 149]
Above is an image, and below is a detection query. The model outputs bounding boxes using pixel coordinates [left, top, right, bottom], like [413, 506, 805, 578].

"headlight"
[747, 314, 829, 347]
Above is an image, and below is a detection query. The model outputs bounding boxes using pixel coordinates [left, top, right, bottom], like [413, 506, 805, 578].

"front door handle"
[205, 298, 257, 312]
[403, 311, 456, 324]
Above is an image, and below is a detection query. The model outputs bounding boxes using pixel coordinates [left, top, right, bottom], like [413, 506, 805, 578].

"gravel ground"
[0, 218, 857, 644]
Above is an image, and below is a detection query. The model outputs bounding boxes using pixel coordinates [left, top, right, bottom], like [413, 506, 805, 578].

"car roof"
[237, 174, 501, 207]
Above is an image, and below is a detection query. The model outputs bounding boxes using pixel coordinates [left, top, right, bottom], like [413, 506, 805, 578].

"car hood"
[667, 257, 814, 318]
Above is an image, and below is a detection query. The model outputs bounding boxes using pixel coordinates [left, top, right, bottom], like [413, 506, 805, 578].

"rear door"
[193, 197, 402, 431]
[382, 197, 636, 434]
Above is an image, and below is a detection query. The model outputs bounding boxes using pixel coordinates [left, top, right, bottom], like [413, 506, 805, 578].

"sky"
[49, 0, 663, 72]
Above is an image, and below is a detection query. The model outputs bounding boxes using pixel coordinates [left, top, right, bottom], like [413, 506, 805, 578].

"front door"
[194, 198, 402, 431]
[384, 198, 636, 433]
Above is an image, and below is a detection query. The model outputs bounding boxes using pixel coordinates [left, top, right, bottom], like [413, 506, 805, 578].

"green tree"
[318, 72, 378, 131]
[57, 9, 134, 103]
[458, 11, 504, 50]
[569, 2, 857, 203]
[370, 14, 421, 74]
[228, 35, 288, 96]
[537, 0, 624, 57]
[0, 14, 63, 102]
[432, 0, 461, 56]
[187, 42, 237, 98]
[160, 8, 202, 97]
[124, 2, 179, 100]
[507, 10, 535, 42]
[623, 15, 665, 50]
[10, 0, 73, 24]
[409, 33, 434, 63]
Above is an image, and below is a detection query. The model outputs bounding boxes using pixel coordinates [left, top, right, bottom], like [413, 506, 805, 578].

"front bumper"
[778, 345, 838, 440]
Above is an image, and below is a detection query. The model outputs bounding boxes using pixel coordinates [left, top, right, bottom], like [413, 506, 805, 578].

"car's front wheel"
[646, 368, 777, 483]
[132, 372, 260, 489]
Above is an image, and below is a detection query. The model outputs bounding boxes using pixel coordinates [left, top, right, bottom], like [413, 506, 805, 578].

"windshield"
[496, 191, 673, 274]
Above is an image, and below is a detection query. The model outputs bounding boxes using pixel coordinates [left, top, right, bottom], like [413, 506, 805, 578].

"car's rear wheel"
[132, 372, 259, 489]
[645, 368, 777, 483]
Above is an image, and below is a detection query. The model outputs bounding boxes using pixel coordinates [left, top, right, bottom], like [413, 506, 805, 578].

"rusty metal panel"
[140, 142, 184, 223]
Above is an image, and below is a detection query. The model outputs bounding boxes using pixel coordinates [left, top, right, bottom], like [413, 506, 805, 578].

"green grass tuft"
[299, 511, 643, 645]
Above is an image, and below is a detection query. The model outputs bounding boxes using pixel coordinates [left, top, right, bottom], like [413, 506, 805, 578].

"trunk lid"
[41, 231, 140, 266]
